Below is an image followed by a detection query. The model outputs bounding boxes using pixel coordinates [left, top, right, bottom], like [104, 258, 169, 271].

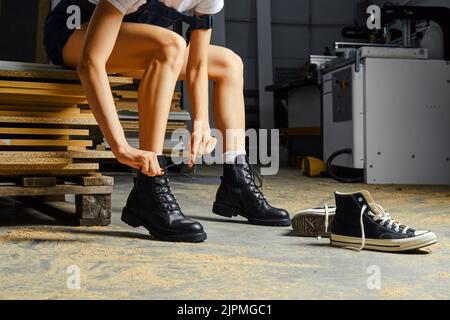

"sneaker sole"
[292, 212, 334, 237]
[121, 207, 207, 243]
[213, 202, 291, 227]
[330, 231, 437, 252]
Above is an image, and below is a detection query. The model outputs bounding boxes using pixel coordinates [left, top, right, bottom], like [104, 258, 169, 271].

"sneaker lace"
[347, 202, 410, 252]
[316, 204, 331, 240]
[324, 204, 330, 234]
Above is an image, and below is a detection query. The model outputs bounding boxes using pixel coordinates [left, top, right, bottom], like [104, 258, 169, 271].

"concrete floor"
[0, 166, 449, 300]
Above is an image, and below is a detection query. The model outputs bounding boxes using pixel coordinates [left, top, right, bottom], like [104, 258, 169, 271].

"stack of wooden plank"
[0, 61, 190, 174]
[0, 60, 136, 225]
[0, 78, 122, 176]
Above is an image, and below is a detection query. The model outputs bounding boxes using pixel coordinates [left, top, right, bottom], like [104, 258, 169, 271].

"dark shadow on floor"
[0, 196, 153, 241]
[0, 197, 67, 227]
[195, 215, 250, 225]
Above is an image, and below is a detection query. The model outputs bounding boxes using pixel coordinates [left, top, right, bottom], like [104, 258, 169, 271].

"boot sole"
[330, 231, 437, 252]
[292, 213, 334, 237]
[212, 202, 291, 227]
[121, 207, 207, 243]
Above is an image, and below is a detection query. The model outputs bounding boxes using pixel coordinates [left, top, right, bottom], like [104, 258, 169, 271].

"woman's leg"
[180, 45, 290, 227]
[63, 22, 187, 154]
[121, 44, 246, 154]
[178, 45, 246, 155]
[63, 23, 206, 242]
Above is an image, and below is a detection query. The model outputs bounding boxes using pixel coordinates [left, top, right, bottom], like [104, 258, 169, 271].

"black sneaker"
[292, 205, 335, 237]
[330, 190, 437, 252]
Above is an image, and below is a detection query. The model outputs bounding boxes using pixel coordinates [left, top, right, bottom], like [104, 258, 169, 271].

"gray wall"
[225, 0, 363, 91]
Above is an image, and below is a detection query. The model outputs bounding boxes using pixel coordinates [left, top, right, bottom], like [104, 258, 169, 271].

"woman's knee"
[220, 49, 244, 83]
[155, 33, 186, 68]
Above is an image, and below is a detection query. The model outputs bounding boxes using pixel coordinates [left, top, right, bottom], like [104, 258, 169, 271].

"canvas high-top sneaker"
[292, 205, 336, 237]
[330, 191, 437, 252]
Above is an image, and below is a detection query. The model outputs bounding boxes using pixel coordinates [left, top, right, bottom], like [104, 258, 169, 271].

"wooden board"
[0, 61, 133, 85]
[0, 150, 114, 159]
[0, 110, 91, 118]
[0, 127, 89, 136]
[21, 177, 57, 188]
[0, 80, 84, 94]
[0, 184, 112, 196]
[0, 157, 72, 165]
[0, 87, 86, 98]
[0, 170, 99, 177]
[115, 100, 181, 111]
[113, 90, 181, 100]
[0, 109, 92, 118]
[0, 163, 99, 177]
[0, 139, 92, 147]
[0, 105, 80, 113]
[78, 175, 114, 186]
[0, 93, 87, 105]
[0, 69, 132, 86]
[0, 100, 80, 107]
[0, 115, 98, 125]
[120, 120, 187, 131]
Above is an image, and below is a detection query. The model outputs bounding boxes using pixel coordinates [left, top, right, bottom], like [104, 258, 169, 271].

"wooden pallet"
[0, 71, 114, 176]
[3, 173, 114, 226]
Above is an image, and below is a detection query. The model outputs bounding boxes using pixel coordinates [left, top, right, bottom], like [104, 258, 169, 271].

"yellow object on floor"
[301, 157, 326, 177]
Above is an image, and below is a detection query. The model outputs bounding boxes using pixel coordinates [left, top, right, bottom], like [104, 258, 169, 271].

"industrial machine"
[319, 5, 450, 185]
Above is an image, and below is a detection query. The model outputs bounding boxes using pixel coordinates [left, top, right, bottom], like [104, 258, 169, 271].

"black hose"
[326, 149, 364, 183]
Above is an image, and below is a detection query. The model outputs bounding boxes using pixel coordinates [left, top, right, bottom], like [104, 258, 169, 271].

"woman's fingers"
[190, 131, 202, 166]
[197, 138, 205, 159]
[204, 136, 217, 155]
[153, 154, 164, 176]
[190, 132, 217, 166]
[140, 152, 163, 177]
[140, 154, 150, 174]
[148, 161, 158, 177]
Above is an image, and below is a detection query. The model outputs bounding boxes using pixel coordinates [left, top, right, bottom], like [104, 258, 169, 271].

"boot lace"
[153, 164, 181, 214]
[348, 202, 410, 252]
[244, 163, 266, 201]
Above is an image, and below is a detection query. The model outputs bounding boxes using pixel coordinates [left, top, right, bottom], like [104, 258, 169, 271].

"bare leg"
[120, 45, 247, 154]
[180, 45, 246, 153]
[63, 22, 186, 155]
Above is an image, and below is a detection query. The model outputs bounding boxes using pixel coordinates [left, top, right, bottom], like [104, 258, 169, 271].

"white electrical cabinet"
[323, 57, 450, 185]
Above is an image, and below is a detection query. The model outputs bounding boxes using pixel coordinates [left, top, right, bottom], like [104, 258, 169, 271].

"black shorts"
[43, 0, 179, 68]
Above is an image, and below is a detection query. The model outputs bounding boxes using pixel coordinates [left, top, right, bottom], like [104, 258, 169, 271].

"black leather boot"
[213, 155, 290, 226]
[121, 155, 207, 242]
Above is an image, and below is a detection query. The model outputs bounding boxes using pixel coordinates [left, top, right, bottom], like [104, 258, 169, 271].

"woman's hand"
[115, 145, 163, 176]
[189, 120, 217, 167]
